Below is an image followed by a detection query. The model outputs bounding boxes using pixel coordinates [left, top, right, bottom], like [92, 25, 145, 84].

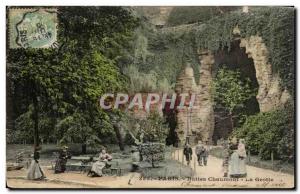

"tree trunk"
[81, 143, 87, 154]
[229, 112, 234, 131]
[113, 123, 124, 151]
[32, 94, 39, 148]
[151, 154, 155, 168]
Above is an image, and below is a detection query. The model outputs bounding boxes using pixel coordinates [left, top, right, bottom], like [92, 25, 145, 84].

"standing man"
[183, 143, 193, 165]
[195, 140, 204, 166]
[201, 141, 209, 166]
[195, 141, 209, 166]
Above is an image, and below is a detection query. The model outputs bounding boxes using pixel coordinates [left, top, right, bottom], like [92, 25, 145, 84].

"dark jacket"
[183, 146, 193, 161]
[33, 151, 40, 162]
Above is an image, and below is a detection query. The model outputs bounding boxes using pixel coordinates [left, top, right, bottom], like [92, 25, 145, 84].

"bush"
[233, 104, 294, 161]
[167, 7, 239, 26]
[140, 142, 165, 167]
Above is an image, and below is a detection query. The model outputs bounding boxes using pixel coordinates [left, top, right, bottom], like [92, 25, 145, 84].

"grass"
[7, 144, 193, 178]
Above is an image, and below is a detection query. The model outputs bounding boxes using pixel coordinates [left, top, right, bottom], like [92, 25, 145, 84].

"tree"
[125, 112, 168, 144]
[212, 67, 256, 130]
[55, 111, 102, 154]
[123, 112, 168, 167]
[233, 103, 294, 160]
[7, 7, 138, 150]
[140, 143, 165, 168]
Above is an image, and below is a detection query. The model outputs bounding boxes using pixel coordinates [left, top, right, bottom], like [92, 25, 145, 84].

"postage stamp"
[8, 8, 58, 49]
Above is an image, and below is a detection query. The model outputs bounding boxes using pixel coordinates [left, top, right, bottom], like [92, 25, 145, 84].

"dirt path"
[7, 148, 294, 189]
[171, 148, 294, 188]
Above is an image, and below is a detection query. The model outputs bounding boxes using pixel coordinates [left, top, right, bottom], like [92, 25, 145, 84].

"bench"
[65, 161, 123, 175]
[66, 162, 92, 173]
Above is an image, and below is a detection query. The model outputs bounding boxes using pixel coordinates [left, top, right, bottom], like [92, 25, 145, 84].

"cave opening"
[212, 39, 260, 144]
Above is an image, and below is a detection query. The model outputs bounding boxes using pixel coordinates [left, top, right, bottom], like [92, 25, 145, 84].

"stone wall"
[240, 36, 291, 112]
[174, 32, 291, 145]
[175, 65, 199, 145]
[175, 51, 215, 145]
[196, 51, 215, 143]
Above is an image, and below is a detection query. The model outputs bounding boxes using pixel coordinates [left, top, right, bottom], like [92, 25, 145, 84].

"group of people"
[26, 145, 113, 180]
[222, 137, 247, 178]
[27, 145, 72, 180]
[183, 141, 209, 166]
[26, 138, 247, 180]
[182, 138, 247, 178]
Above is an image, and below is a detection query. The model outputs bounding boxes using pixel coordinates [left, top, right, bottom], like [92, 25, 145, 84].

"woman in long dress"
[27, 147, 46, 180]
[89, 149, 112, 177]
[228, 137, 240, 178]
[54, 146, 71, 173]
[237, 139, 247, 177]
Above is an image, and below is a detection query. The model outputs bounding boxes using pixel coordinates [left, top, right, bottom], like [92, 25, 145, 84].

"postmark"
[9, 8, 58, 49]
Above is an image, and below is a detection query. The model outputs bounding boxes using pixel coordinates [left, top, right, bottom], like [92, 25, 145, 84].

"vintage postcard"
[6, 6, 295, 189]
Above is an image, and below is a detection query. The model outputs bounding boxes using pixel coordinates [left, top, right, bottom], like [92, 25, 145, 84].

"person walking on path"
[195, 141, 204, 166]
[27, 146, 46, 180]
[201, 142, 209, 166]
[183, 143, 193, 165]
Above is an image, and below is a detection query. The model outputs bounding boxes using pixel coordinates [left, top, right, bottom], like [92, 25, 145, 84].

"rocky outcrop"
[175, 64, 199, 145]
[240, 36, 291, 112]
[196, 51, 215, 143]
[175, 51, 215, 145]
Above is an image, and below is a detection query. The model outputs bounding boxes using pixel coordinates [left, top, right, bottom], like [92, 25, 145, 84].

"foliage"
[167, 6, 239, 26]
[233, 104, 294, 161]
[123, 65, 173, 93]
[213, 67, 256, 114]
[123, 112, 169, 144]
[126, 20, 200, 90]
[193, 7, 295, 94]
[139, 142, 165, 167]
[55, 111, 101, 148]
[7, 7, 138, 149]
[129, 7, 294, 96]
[141, 112, 169, 143]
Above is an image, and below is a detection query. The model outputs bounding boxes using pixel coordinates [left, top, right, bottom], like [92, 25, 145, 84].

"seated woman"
[54, 146, 71, 173]
[88, 149, 112, 177]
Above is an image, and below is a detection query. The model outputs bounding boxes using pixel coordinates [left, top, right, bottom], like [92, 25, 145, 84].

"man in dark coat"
[183, 143, 193, 165]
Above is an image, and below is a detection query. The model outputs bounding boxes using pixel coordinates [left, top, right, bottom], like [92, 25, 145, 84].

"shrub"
[233, 104, 294, 161]
[139, 142, 165, 167]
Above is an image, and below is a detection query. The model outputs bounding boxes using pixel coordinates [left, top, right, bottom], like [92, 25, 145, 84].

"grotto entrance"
[212, 40, 260, 144]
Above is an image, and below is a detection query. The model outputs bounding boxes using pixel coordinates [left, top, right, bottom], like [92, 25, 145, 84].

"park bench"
[64, 155, 123, 175]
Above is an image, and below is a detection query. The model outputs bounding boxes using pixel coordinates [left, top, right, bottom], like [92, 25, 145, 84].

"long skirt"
[229, 151, 247, 178]
[239, 157, 247, 177]
[54, 158, 67, 173]
[91, 161, 106, 176]
[27, 160, 45, 180]
[229, 151, 240, 177]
